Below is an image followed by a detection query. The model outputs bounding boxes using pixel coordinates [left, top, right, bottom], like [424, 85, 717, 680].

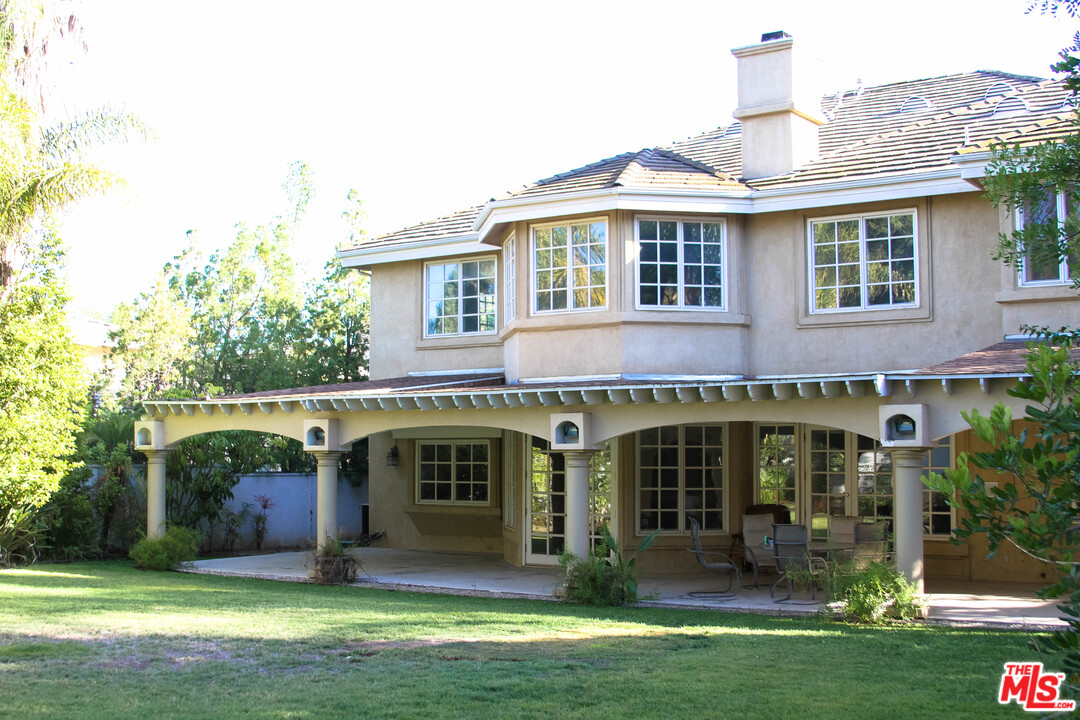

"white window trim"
[530, 217, 608, 315]
[633, 216, 728, 312]
[1016, 191, 1073, 287]
[415, 439, 492, 506]
[503, 233, 516, 324]
[807, 208, 920, 314]
[634, 424, 728, 535]
[422, 255, 498, 339]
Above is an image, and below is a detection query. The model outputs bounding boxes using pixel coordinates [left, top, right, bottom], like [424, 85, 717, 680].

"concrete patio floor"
[188, 547, 1065, 629]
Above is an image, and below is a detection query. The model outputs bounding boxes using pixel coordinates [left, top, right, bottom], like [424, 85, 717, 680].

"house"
[135, 33, 1079, 593]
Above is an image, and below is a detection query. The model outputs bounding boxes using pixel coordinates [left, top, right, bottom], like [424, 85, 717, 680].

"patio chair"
[852, 520, 889, 569]
[742, 513, 779, 589]
[770, 523, 828, 602]
[686, 517, 741, 597]
[829, 516, 860, 556]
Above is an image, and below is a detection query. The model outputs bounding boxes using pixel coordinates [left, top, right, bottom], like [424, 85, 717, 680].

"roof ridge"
[530, 151, 639, 188]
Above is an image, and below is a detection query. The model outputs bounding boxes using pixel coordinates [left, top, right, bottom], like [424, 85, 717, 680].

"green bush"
[41, 475, 100, 561]
[827, 560, 924, 624]
[0, 505, 48, 567]
[129, 526, 202, 571]
[558, 526, 657, 606]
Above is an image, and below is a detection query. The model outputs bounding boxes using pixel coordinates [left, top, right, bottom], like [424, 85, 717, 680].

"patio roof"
[141, 342, 1060, 419]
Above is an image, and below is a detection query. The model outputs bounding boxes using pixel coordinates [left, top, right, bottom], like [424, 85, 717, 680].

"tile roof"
[347, 71, 1075, 251]
[917, 341, 1080, 375]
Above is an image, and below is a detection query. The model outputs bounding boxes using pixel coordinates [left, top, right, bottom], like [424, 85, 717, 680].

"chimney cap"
[761, 30, 791, 42]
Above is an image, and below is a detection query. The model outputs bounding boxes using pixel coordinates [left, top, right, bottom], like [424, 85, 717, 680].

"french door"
[524, 436, 613, 565]
[755, 424, 894, 538]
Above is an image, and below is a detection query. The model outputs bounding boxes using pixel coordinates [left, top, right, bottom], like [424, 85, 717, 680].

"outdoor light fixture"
[386, 444, 399, 467]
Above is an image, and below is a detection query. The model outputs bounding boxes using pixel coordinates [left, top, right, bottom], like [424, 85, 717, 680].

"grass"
[0, 561, 1043, 719]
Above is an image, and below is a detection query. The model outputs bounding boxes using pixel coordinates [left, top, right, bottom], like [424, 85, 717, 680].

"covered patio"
[187, 548, 1064, 629]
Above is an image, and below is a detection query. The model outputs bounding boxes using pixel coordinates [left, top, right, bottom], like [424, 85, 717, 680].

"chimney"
[731, 32, 827, 179]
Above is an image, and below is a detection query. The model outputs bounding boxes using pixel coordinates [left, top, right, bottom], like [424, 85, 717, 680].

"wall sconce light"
[386, 444, 399, 467]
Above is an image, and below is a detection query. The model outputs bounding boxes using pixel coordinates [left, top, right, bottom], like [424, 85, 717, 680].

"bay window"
[636, 218, 725, 309]
[532, 220, 607, 313]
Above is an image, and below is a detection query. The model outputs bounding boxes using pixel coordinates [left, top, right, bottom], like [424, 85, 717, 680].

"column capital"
[313, 450, 344, 465]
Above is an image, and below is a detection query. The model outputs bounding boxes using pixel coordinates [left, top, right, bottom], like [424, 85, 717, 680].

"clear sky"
[52, 0, 1078, 315]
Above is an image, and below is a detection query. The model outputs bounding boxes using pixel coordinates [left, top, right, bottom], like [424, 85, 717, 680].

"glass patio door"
[805, 427, 849, 539]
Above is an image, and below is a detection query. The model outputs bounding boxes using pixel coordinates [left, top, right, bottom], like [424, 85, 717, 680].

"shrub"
[827, 560, 924, 624]
[558, 526, 657, 606]
[0, 505, 48, 567]
[309, 535, 362, 584]
[129, 526, 202, 571]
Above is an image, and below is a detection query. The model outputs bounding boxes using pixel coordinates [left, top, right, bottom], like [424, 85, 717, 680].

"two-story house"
[136, 32, 1078, 593]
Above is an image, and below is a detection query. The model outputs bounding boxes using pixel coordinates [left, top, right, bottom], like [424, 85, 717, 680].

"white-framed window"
[417, 440, 490, 505]
[920, 436, 955, 537]
[532, 219, 607, 313]
[503, 234, 515, 324]
[1017, 190, 1077, 286]
[809, 210, 918, 312]
[637, 424, 725, 533]
[635, 218, 726, 309]
[424, 257, 496, 337]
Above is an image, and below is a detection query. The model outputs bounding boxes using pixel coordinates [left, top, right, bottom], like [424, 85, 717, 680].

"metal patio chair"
[686, 516, 741, 597]
[852, 520, 890, 569]
[771, 523, 828, 602]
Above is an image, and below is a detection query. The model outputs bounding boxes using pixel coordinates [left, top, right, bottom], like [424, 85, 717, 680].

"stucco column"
[889, 447, 930, 595]
[314, 451, 343, 550]
[562, 451, 594, 558]
[145, 450, 168, 540]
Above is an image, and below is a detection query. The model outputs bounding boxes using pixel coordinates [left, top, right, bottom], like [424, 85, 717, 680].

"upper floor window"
[424, 258, 496, 337]
[636, 218, 725, 309]
[809, 210, 917, 312]
[1017, 190, 1077, 286]
[532, 220, 607, 313]
[503, 234, 516, 323]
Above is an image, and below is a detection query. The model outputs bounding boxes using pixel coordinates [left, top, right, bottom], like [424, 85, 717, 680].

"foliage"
[983, 29, 1080, 290]
[309, 535, 362, 584]
[0, 503, 46, 566]
[824, 560, 924, 624]
[251, 493, 276, 550]
[0, 229, 85, 510]
[39, 473, 97, 561]
[220, 503, 250, 553]
[165, 431, 269, 546]
[128, 526, 201, 571]
[924, 338, 1080, 695]
[558, 526, 657, 606]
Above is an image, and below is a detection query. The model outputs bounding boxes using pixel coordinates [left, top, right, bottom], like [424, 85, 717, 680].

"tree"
[0, 228, 84, 509]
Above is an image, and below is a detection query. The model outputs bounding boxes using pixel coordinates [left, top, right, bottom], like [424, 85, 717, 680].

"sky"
[49, 0, 1079, 316]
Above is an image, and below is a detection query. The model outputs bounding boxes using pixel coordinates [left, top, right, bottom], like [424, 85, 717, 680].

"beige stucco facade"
[141, 33, 1078, 592]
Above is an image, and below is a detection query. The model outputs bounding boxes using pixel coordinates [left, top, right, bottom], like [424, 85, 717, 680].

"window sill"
[995, 286, 1079, 304]
[798, 304, 930, 328]
[416, 334, 502, 351]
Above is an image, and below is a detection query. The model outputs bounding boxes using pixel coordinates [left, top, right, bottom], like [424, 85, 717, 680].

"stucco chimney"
[731, 32, 826, 179]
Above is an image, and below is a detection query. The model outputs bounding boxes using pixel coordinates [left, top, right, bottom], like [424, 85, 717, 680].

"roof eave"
[143, 371, 1019, 418]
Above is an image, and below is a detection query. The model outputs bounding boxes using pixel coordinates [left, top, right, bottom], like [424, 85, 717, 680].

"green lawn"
[0, 562, 1038, 719]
